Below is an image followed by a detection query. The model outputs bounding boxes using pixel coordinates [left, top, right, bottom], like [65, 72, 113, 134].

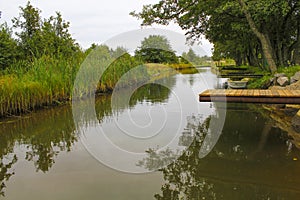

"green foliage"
[277, 66, 300, 77]
[0, 55, 83, 116]
[0, 45, 148, 117]
[12, 1, 42, 59]
[135, 48, 178, 64]
[99, 51, 148, 91]
[135, 35, 178, 64]
[0, 24, 20, 70]
[111, 46, 128, 58]
[131, 0, 300, 71]
[181, 48, 212, 66]
[0, 1, 87, 117]
[247, 75, 272, 89]
[12, 1, 79, 60]
[139, 35, 172, 50]
[247, 65, 300, 89]
[39, 12, 80, 58]
[182, 48, 197, 63]
[247, 65, 300, 88]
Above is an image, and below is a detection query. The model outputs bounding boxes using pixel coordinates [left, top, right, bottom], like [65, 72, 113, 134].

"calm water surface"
[1, 67, 300, 199]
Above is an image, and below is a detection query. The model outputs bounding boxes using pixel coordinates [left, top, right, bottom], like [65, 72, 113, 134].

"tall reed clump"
[98, 53, 149, 92]
[0, 54, 84, 117]
[0, 51, 150, 118]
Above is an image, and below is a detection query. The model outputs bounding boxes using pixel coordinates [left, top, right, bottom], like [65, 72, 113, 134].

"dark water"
[1, 67, 300, 199]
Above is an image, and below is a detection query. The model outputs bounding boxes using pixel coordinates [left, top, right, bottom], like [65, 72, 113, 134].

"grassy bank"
[0, 52, 147, 118]
[0, 56, 82, 117]
[0, 54, 198, 118]
[247, 65, 300, 89]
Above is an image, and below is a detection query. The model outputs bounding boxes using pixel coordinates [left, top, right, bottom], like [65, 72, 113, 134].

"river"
[1, 67, 300, 199]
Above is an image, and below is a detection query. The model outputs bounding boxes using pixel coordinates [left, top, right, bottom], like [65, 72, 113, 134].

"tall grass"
[0, 52, 148, 118]
[0, 55, 82, 117]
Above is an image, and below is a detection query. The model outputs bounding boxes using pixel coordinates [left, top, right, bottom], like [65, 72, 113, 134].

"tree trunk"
[289, 18, 300, 65]
[235, 51, 242, 66]
[293, 45, 300, 65]
[237, 0, 277, 73]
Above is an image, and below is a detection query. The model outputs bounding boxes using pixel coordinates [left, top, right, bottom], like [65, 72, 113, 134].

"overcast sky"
[0, 0, 213, 55]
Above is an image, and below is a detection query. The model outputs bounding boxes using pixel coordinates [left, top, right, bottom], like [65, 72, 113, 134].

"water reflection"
[0, 78, 177, 195]
[0, 107, 77, 196]
[138, 105, 300, 199]
[1, 68, 300, 199]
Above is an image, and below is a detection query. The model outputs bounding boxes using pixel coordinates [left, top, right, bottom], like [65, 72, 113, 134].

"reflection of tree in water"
[137, 115, 217, 199]
[94, 76, 176, 124]
[139, 108, 300, 199]
[0, 155, 17, 197]
[136, 148, 178, 171]
[130, 82, 173, 104]
[23, 108, 77, 172]
[137, 115, 210, 171]
[0, 76, 176, 196]
[0, 106, 77, 195]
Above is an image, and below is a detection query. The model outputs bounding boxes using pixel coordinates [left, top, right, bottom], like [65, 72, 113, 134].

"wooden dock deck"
[199, 89, 300, 104]
[217, 74, 264, 78]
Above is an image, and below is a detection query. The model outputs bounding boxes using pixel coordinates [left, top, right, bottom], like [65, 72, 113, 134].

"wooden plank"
[201, 90, 210, 96]
[281, 90, 290, 97]
[236, 89, 243, 96]
[227, 90, 236, 96]
[277, 90, 286, 97]
[199, 89, 300, 104]
[218, 74, 264, 78]
[241, 90, 248, 96]
[265, 90, 273, 97]
[291, 90, 300, 96]
[248, 90, 254, 97]
[253, 90, 260, 97]
[286, 90, 294, 97]
[255, 90, 260, 96]
[271, 90, 280, 97]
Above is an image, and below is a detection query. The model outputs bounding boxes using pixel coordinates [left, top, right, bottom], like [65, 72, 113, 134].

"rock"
[270, 77, 276, 85]
[290, 71, 300, 84]
[292, 110, 300, 133]
[291, 78, 297, 84]
[262, 77, 276, 89]
[284, 108, 298, 116]
[286, 80, 300, 90]
[274, 73, 286, 78]
[277, 76, 289, 86]
[269, 86, 285, 90]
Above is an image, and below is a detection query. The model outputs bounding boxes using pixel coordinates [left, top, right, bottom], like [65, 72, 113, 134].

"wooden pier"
[217, 74, 264, 78]
[199, 89, 300, 104]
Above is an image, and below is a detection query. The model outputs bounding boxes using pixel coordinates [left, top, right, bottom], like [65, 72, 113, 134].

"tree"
[0, 24, 19, 69]
[12, 2, 79, 60]
[111, 46, 128, 58]
[237, 0, 276, 72]
[135, 35, 178, 63]
[40, 12, 80, 58]
[12, 1, 42, 59]
[182, 48, 201, 64]
[131, 0, 300, 72]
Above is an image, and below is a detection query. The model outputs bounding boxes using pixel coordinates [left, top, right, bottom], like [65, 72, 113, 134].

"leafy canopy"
[135, 35, 178, 64]
[131, 0, 300, 71]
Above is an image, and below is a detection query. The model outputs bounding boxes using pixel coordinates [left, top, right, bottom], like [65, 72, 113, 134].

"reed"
[0, 53, 149, 118]
[168, 63, 193, 70]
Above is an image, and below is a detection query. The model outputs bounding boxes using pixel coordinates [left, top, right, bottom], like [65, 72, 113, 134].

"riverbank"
[260, 70, 300, 147]
[262, 104, 300, 149]
[0, 52, 145, 118]
[0, 59, 190, 119]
